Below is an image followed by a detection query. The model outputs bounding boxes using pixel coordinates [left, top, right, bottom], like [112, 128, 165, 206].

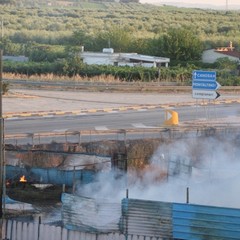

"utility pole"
[0, 49, 3, 240]
[1, 17, 3, 40]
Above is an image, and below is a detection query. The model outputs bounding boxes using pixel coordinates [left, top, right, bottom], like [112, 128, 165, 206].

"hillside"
[1, 2, 240, 48]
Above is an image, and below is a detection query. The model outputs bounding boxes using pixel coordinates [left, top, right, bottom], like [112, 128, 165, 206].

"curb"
[4, 98, 240, 119]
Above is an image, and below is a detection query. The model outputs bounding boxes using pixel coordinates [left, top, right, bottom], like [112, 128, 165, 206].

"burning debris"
[19, 175, 27, 183]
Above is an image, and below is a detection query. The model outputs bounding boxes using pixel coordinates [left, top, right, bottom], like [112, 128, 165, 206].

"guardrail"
[5, 122, 240, 146]
[4, 79, 240, 93]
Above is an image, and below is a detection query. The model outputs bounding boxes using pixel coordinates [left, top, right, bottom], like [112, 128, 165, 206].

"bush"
[3, 82, 9, 95]
[3, 60, 240, 85]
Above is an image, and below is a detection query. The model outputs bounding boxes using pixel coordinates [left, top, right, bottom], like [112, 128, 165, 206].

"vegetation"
[0, 1, 240, 85]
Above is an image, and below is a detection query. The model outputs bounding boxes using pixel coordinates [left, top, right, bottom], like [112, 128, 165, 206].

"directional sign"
[192, 80, 221, 90]
[192, 70, 216, 81]
[192, 90, 220, 100]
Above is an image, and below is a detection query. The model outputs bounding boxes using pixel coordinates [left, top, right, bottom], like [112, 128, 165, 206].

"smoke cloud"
[77, 135, 240, 208]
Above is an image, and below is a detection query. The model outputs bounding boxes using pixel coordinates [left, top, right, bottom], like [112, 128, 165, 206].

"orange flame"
[20, 175, 27, 183]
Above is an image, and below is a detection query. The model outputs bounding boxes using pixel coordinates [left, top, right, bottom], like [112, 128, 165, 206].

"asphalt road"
[5, 102, 240, 133]
[3, 88, 240, 115]
[3, 88, 240, 144]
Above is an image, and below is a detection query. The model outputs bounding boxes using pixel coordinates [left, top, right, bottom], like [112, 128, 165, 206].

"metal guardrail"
[4, 78, 240, 93]
[5, 122, 240, 146]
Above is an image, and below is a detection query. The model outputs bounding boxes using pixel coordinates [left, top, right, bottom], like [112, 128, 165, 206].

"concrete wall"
[202, 49, 239, 63]
[3, 55, 29, 62]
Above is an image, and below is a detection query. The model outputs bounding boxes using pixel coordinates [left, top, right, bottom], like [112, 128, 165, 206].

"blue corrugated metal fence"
[61, 193, 121, 233]
[6, 165, 95, 186]
[173, 203, 240, 240]
[121, 198, 172, 238]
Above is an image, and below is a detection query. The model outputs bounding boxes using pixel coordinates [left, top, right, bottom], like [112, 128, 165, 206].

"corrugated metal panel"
[121, 198, 172, 238]
[61, 193, 121, 233]
[6, 165, 27, 179]
[173, 203, 240, 239]
[4, 219, 126, 240]
[31, 168, 95, 186]
[6, 166, 95, 186]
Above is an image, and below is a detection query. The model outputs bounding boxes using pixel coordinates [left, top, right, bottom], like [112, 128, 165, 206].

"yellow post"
[164, 110, 179, 126]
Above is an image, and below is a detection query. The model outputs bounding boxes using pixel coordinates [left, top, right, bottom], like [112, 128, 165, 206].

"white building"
[202, 42, 240, 64]
[3, 55, 29, 62]
[80, 48, 170, 68]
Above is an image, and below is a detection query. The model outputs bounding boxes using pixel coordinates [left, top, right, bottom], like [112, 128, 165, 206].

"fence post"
[186, 187, 189, 204]
[125, 193, 129, 240]
[72, 166, 76, 194]
[65, 131, 68, 143]
[37, 216, 41, 240]
[78, 132, 81, 146]
[38, 134, 41, 145]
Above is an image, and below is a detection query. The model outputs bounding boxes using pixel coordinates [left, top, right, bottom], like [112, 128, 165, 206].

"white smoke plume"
[77, 135, 240, 208]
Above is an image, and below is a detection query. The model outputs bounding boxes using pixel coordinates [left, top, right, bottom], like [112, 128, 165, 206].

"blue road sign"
[192, 80, 221, 90]
[192, 70, 216, 81]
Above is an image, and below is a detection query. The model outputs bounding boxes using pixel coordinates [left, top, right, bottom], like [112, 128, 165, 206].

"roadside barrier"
[5, 122, 240, 146]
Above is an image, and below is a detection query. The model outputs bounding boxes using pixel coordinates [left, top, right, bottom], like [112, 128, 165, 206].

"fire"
[19, 175, 27, 183]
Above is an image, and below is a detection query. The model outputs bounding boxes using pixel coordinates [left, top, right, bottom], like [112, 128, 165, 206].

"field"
[1, 1, 240, 85]
[1, 2, 240, 47]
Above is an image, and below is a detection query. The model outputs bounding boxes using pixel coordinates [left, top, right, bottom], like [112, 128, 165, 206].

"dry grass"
[2, 72, 192, 93]
[4, 73, 123, 83]
[4, 73, 240, 93]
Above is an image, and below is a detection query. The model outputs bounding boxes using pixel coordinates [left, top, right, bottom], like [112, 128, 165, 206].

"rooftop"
[215, 41, 240, 59]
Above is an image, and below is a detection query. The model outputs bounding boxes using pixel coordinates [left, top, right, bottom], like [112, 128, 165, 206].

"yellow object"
[164, 110, 179, 126]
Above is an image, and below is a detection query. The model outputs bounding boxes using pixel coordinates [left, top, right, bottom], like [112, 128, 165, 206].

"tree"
[0, 37, 21, 55]
[128, 38, 149, 55]
[63, 55, 84, 77]
[93, 26, 132, 52]
[69, 30, 93, 50]
[28, 45, 65, 62]
[215, 57, 238, 71]
[146, 37, 164, 57]
[160, 28, 203, 62]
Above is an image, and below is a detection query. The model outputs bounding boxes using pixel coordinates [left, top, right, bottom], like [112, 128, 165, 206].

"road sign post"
[192, 70, 216, 81]
[192, 70, 221, 100]
[192, 90, 220, 100]
[192, 80, 221, 91]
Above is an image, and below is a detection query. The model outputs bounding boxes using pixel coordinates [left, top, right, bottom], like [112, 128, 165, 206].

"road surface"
[3, 89, 240, 143]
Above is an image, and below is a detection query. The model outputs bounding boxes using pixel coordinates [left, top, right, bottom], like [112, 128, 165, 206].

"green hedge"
[3, 61, 240, 85]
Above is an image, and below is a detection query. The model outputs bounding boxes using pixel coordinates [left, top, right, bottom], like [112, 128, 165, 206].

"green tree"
[160, 28, 203, 62]
[0, 37, 21, 55]
[215, 57, 238, 71]
[93, 26, 132, 52]
[63, 55, 84, 77]
[128, 38, 149, 55]
[69, 30, 93, 50]
[65, 45, 84, 57]
[146, 37, 164, 57]
[27, 44, 65, 62]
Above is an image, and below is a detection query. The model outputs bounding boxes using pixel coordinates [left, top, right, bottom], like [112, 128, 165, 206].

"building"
[80, 48, 170, 68]
[202, 41, 240, 64]
[3, 55, 29, 62]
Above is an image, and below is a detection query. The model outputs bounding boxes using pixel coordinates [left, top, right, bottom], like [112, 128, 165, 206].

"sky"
[140, 0, 240, 8]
